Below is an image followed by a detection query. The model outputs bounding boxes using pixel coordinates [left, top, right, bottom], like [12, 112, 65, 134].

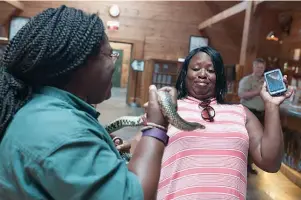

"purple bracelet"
[142, 128, 169, 146]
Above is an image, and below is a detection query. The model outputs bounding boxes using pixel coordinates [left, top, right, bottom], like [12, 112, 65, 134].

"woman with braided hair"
[0, 5, 177, 200]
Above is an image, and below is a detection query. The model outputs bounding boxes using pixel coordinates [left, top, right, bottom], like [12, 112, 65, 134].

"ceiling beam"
[239, 1, 253, 66]
[198, 1, 265, 30]
[198, 2, 247, 30]
[203, 2, 241, 49]
[3, 0, 24, 11]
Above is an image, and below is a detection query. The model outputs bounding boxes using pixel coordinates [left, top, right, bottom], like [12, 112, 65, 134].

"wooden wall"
[201, 2, 243, 65]
[15, 1, 198, 61]
[0, 1, 243, 64]
[256, 9, 282, 72]
[254, 9, 301, 72]
[280, 11, 301, 66]
[0, 1, 252, 106]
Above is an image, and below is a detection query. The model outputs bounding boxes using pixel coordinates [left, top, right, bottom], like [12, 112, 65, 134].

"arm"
[238, 77, 260, 100]
[129, 132, 142, 154]
[128, 135, 165, 199]
[245, 104, 283, 172]
[127, 85, 176, 200]
[246, 77, 292, 172]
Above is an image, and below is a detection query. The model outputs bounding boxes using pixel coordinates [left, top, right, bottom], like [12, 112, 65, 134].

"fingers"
[158, 86, 173, 92]
[261, 81, 267, 92]
[159, 86, 177, 95]
[282, 74, 288, 86]
[158, 86, 177, 104]
[283, 75, 288, 80]
[285, 86, 294, 98]
[116, 142, 131, 151]
[148, 85, 158, 105]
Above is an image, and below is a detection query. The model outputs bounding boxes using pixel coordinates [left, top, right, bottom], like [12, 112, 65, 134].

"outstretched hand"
[143, 86, 177, 111]
[260, 75, 293, 106]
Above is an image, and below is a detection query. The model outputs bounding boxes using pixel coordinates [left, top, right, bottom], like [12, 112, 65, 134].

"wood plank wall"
[0, 1, 246, 106]
[280, 12, 301, 66]
[2, 1, 242, 65]
[17, 1, 200, 61]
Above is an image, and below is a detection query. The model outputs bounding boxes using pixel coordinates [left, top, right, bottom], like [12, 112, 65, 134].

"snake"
[104, 90, 206, 162]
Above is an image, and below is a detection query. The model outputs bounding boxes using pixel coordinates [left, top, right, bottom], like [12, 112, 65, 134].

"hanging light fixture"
[266, 31, 279, 41]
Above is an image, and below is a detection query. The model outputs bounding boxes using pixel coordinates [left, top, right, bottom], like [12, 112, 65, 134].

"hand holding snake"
[104, 85, 205, 162]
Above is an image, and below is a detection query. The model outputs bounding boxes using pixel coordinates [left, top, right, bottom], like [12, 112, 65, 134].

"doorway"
[112, 49, 123, 87]
[109, 42, 132, 88]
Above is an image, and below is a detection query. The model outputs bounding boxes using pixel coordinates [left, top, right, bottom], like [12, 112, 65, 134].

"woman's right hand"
[145, 85, 177, 128]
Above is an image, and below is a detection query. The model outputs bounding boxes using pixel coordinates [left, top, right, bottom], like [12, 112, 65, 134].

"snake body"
[104, 91, 205, 162]
[104, 91, 205, 133]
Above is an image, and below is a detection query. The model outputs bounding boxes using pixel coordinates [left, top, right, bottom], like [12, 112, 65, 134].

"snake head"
[197, 123, 206, 129]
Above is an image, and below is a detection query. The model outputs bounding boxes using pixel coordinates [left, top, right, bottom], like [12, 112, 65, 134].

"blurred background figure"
[238, 58, 266, 175]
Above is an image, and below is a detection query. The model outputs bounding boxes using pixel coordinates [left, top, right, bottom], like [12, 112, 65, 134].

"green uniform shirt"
[238, 74, 265, 111]
[0, 86, 143, 200]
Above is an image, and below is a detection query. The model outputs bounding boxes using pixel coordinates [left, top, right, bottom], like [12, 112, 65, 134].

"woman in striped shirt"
[154, 46, 293, 200]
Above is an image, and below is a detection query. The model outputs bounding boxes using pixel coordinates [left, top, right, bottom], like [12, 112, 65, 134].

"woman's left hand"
[116, 140, 131, 152]
[260, 75, 293, 106]
[110, 134, 131, 152]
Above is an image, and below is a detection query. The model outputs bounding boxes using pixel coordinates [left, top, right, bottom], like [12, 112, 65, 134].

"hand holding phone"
[261, 69, 293, 106]
[264, 69, 287, 96]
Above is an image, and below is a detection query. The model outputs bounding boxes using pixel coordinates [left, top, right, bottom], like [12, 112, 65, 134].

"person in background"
[0, 5, 177, 200]
[238, 58, 266, 175]
[135, 47, 292, 199]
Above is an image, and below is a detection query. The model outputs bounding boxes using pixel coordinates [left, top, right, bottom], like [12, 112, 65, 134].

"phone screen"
[266, 71, 285, 92]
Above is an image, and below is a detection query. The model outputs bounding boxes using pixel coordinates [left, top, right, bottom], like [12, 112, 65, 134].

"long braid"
[0, 5, 106, 140]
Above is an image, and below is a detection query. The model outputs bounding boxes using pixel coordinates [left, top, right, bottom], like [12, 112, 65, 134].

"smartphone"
[264, 69, 287, 96]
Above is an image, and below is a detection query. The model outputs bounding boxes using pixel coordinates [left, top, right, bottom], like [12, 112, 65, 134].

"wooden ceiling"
[211, 1, 301, 12]
[199, 1, 301, 35]
[204, 1, 245, 27]
[266, 1, 301, 11]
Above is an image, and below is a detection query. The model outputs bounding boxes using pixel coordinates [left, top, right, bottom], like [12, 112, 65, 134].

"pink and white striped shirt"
[157, 96, 249, 200]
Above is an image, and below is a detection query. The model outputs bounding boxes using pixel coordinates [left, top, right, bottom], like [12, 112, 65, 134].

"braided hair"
[176, 46, 227, 103]
[0, 5, 106, 140]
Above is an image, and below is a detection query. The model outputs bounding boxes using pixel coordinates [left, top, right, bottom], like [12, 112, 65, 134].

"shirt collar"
[183, 95, 217, 105]
[35, 86, 100, 119]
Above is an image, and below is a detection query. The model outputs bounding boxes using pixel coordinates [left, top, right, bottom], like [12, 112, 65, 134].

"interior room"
[1, 1, 301, 200]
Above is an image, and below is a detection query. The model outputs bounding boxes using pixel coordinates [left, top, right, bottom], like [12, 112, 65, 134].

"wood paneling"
[257, 10, 282, 60]
[0, 1, 17, 37]
[202, 2, 243, 65]
[0, 2, 15, 25]
[7, 1, 243, 64]
[1, 1, 253, 105]
[17, 1, 205, 61]
[198, 2, 247, 30]
[3, 0, 24, 11]
[280, 12, 301, 65]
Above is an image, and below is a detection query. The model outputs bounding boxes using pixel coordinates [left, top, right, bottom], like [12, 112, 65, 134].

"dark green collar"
[35, 86, 100, 119]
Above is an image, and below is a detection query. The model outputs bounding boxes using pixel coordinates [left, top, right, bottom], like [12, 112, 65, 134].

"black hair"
[0, 5, 106, 140]
[176, 46, 227, 103]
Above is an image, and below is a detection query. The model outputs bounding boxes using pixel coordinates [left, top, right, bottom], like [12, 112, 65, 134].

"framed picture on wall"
[9, 16, 30, 40]
[189, 35, 209, 52]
